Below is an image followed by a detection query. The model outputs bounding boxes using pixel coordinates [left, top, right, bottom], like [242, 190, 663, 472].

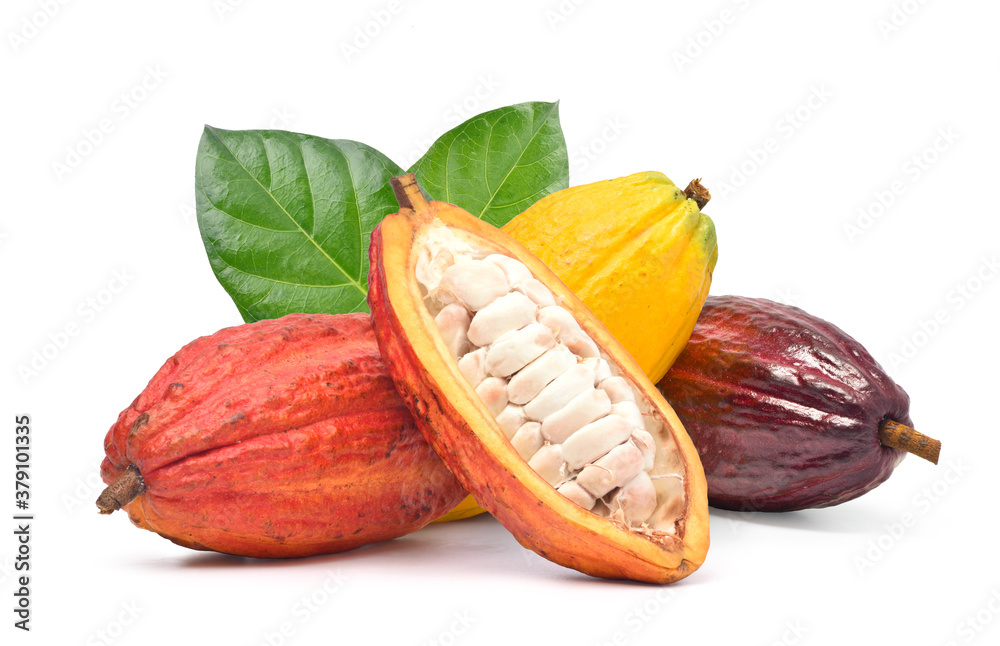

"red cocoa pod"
[657, 296, 940, 512]
[97, 313, 466, 557]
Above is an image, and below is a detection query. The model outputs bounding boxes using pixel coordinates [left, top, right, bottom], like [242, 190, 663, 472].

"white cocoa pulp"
[417, 223, 685, 531]
[507, 345, 576, 404]
[510, 422, 544, 459]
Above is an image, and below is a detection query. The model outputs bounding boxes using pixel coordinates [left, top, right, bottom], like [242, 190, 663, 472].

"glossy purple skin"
[657, 296, 909, 512]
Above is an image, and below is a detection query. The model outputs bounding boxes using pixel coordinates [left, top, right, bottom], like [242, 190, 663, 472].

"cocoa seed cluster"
[418, 225, 680, 528]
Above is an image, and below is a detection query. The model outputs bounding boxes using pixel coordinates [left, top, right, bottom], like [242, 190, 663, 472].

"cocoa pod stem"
[878, 419, 941, 465]
[683, 179, 711, 210]
[391, 173, 430, 213]
[96, 465, 145, 514]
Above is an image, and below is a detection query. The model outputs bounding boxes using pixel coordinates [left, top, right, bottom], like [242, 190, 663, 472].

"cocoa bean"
[434, 303, 472, 357]
[475, 377, 509, 416]
[511, 422, 544, 460]
[486, 323, 556, 377]
[576, 443, 645, 498]
[439, 259, 509, 311]
[506, 344, 576, 404]
[540, 388, 612, 444]
[467, 292, 537, 346]
[484, 253, 533, 287]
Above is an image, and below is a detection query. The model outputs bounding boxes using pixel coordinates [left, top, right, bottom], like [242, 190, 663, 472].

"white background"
[3, 1, 999, 644]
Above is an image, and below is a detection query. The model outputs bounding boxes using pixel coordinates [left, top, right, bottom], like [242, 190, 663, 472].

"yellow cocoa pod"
[435, 171, 717, 524]
[434, 495, 487, 521]
[503, 171, 717, 383]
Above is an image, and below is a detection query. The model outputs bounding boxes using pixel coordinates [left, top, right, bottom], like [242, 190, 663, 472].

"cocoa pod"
[97, 313, 466, 558]
[657, 296, 941, 512]
[367, 174, 709, 583]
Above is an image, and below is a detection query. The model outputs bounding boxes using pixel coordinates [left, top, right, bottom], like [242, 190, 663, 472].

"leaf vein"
[205, 127, 366, 298]
[477, 103, 559, 218]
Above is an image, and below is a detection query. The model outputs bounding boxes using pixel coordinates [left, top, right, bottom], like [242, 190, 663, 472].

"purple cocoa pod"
[658, 296, 936, 512]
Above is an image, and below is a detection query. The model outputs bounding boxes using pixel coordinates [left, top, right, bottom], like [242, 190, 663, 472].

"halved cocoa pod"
[97, 313, 466, 558]
[367, 174, 709, 583]
[657, 296, 942, 512]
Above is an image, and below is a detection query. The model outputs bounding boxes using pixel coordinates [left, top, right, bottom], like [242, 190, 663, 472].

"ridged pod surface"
[98, 313, 466, 558]
[368, 174, 709, 583]
[502, 171, 717, 384]
[657, 296, 919, 512]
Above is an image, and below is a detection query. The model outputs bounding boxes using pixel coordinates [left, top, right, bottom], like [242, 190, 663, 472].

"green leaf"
[195, 102, 569, 323]
[196, 126, 402, 322]
[409, 101, 569, 227]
